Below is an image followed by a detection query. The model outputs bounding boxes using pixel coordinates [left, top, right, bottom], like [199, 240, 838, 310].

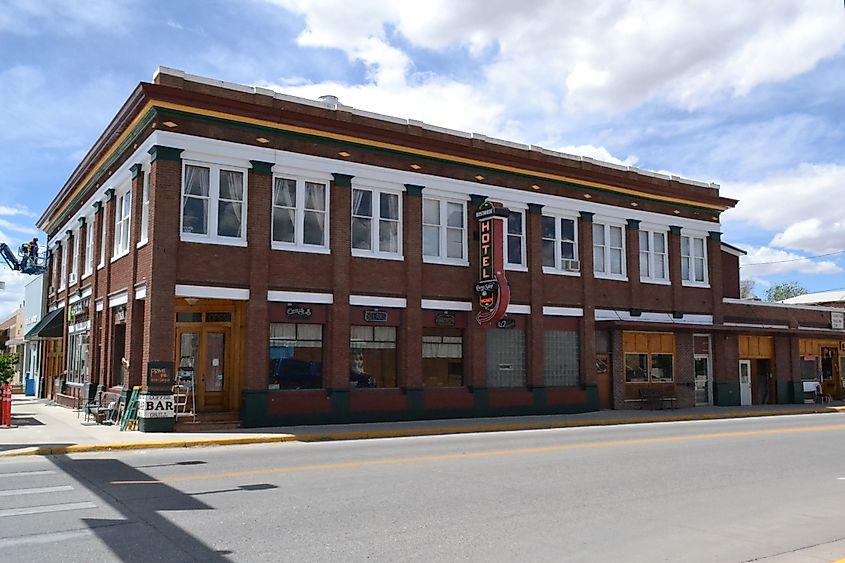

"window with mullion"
[639, 230, 667, 282]
[182, 163, 247, 243]
[84, 219, 94, 276]
[593, 222, 625, 277]
[542, 215, 577, 271]
[273, 178, 328, 248]
[681, 235, 708, 284]
[217, 170, 244, 238]
[352, 187, 401, 256]
[423, 197, 465, 262]
[69, 231, 79, 282]
[182, 165, 210, 236]
[506, 211, 525, 268]
[113, 190, 131, 257]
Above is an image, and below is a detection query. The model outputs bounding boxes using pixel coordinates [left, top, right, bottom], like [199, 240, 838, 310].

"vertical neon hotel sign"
[474, 201, 511, 327]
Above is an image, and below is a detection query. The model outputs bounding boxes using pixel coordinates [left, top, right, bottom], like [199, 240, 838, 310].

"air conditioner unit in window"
[563, 259, 580, 272]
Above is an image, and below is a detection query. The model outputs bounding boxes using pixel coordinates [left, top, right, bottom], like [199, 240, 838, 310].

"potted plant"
[0, 353, 18, 386]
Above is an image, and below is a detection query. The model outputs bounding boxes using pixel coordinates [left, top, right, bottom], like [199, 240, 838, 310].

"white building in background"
[22, 275, 46, 395]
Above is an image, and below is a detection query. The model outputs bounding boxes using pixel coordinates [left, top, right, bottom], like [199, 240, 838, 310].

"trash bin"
[24, 374, 35, 396]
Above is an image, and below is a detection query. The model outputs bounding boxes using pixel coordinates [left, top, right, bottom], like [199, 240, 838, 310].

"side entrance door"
[739, 359, 752, 406]
[596, 354, 612, 409]
[176, 327, 232, 413]
[694, 355, 711, 406]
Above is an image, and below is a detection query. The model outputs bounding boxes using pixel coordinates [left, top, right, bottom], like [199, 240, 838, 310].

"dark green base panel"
[714, 382, 741, 406]
[240, 387, 598, 428]
[786, 381, 804, 404]
[138, 416, 175, 432]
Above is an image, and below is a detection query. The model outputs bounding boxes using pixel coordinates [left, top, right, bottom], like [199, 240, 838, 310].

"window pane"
[561, 241, 575, 260]
[423, 226, 440, 256]
[561, 218, 575, 242]
[681, 236, 690, 256]
[682, 256, 691, 280]
[352, 217, 371, 249]
[380, 193, 399, 220]
[625, 353, 648, 382]
[274, 178, 296, 207]
[446, 202, 463, 228]
[352, 189, 372, 217]
[651, 354, 674, 382]
[304, 182, 325, 211]
[593, 223, 605, 245]
[694, 237, 705, 257]
[303, 210, 324, 245]
[217, 201, 242, 237]
[446, 227, 463, 259]
[694, 258, 705, 282]
[610, 225, 623, 247]
[423, 199, 439, 224]
[508, 211, 522, 235]
[219, 170, 243, 201]
[593, 246, 605, 272]
[182, 197, 207, 234]
[610, 248, 623, 274]
[542, 216, 555, 239]
[185, 165, 209, 196]
[379, 220, 398, 253]
[639, 231, 649, 251]
[654, 257, 666, 278]
[507, 235, 522, 265]
[654, 233, 665, 253]
[542, 239, 555, 267]
[640, 251, 650, 277]
[273, 207, 295, 243]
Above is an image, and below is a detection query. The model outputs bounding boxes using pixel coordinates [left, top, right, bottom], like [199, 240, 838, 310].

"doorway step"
[174, 411, 241, 432]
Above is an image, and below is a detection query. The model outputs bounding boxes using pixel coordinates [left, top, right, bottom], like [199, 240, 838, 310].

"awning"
[24, 307, 64, 339]
[4, 338, 24, 347]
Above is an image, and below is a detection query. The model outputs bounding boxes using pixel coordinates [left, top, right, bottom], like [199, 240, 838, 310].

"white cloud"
[722, 163, 845, 254]
[0, 205, 36, 218]
[738, 245, 842, 278]
[554, 145, 638, 167]
[0, 0, 136, 36]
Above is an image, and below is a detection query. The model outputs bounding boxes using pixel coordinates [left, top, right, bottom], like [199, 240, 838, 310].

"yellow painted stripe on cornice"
[46, 97, 729, 232]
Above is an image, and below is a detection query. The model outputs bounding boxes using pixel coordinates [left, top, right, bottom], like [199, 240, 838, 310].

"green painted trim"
[241, 390, 269, 428]
[130, 163, 143, 179]
[77, 217, 86, 227]
[672, 311, 684, 319]
[469, 194, 487, 207]
[626, 218, 640, 230]
[714, 382, 740, 406]
[148, 145, 183, 163]
[630, 308, 642, 317]
[331, 173, 354, 188]
[708, 231, 722, 241]
[93, 201, 102, 211]
[104, 188, 115, 202]
[404, 184, 425, 197]
[250, 160, 273, 176]
[584, 385, 600, 411]
[404, 388, 425, 411]
[527, 203, 544, 215]
[669, 225, 682, 235]
[579, 211, 594, 222]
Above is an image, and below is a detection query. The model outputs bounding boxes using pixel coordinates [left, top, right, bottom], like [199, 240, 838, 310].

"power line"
[740, 249, 845, 267]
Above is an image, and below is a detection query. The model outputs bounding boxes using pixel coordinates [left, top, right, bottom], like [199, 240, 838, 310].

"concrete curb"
[0, 406, 840, 458]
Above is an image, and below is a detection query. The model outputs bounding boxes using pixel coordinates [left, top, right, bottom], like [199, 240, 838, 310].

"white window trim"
[112, 187, 132, 261]
[180, 160, 249, 247]
[351, 185, 403, 260]
[681, 232, 710, 288]
[505, 209, 527, 272]
[422, 196, 468, 267]
[58, 242, 67, 291]
[68, 230, 79, 285]
[83, 218, 94, 279]
[639, 228, 669, 285]
[97, 212, 106, 270]
[137, 165, 150, 248]
[541, 212, 580, 276]
[271, 174, 330, 254]
[593, 220, 627, 281]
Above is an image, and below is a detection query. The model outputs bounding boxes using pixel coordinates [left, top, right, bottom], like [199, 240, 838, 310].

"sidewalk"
[1, 394, 843, 458]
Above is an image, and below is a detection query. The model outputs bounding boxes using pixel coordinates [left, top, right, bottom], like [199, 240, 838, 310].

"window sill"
[272, 243, 331, 255]
[505, 264, 528, 273]
[97, 264, 105, 271]
[641, 277, 671, 286]
[422, 257, 469, 267]
[81, 272, 92, 281]
[594, 274, 628, 282]
[682, 281, 710, 289]
[110, 250, 130, 263]
[136, 239, 148, 250]
[352, 249, 404, 261]
[180, 235, 248, 248]
[542, 267, 580, 277]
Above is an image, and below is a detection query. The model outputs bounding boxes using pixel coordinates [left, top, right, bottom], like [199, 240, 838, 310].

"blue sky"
[1, 0, 844, 317]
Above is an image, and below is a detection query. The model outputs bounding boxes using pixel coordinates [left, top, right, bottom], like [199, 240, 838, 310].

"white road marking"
[838, 477, 845, 480]
[0, 529, 93, 548]
[0, 470, 56, 478]
[0, 502, 96, 518]
[0, 485, 73, 497]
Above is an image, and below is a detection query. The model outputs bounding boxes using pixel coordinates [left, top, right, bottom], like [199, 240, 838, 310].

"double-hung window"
[83, 218, 94, 277]
[352, 187, 401, 257]
[139, 169, 150, 245]
[113, 189, 131, 259]
[272, 176, 329, 251]
[593, 222, 625, 278]
[639, 229, 668, 283]
[98, 212, 106, 268]
[681, 234, 708, 285]
[59, 241, 67, 290]
[542, 214, 578, 273]
[423, 197, 466, 264]
[505, 210, 526, 269]
[68, 231, 79, 284]
[182, 163, 247, 245]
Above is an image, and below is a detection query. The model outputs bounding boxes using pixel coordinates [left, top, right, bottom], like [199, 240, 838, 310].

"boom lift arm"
[0, 241, 48, 275]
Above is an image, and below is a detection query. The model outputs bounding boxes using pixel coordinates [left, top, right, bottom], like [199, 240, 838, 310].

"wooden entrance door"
[176, 326, 232, 412]
[596, 354, 612, 409]
[820, 347, 839, 399]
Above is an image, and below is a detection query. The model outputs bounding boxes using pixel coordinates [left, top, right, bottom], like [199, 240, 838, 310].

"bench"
[637, 387, 677, 410]
[84, 391, 123, 424]
[802, 381, 831, 404]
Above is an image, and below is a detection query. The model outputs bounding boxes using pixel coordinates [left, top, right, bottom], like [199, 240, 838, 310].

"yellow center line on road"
[110, 423, 845, 485]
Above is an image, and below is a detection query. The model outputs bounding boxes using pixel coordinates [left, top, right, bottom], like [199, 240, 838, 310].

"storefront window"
[544, 331, 579, 386]
[625, 352, 674, 383]
[422, 327, 463, 387]
[651, 354, 674, 382]
[625, 353, 648, 383]
[350, 326, 396, 387]
[66, 331, 89, 385]
[269, 323, 323, 389]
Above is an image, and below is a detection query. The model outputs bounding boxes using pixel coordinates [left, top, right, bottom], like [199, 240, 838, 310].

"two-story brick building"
[36, 68, 845, 429]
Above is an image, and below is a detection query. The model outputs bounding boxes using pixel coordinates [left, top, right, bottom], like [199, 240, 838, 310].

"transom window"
[352, 187, 401, 257]
[542, 215, 578, 272]
[113, 189, 131, 258]
[182, 163, 247, 244]
[506, 210, 525, 268]
[639, 230, 668, 282]
[681, 235, 708, 284]
[272, 177, 328, 250]
[593, 222, 625, 278]
[423, 197, 466, 263]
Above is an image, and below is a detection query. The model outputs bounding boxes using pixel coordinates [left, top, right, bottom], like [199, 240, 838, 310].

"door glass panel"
[740, 363, 749, 383]
[178, 333, 199, 389]
[205, 332, 225, 392]
[694, 356, 709, 404]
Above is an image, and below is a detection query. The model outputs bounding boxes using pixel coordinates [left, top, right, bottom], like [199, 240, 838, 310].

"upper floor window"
[352, 187, 401, 257]
[542, 215, 578, 273]
[639, 230, 668, 283]
[113, 189, 132, 258]
[68, 230, 79, 284]
[59, 242, 67, 289]
[423, 197, 466, 264]
[506, 210, 525, 269]
[182, 163, 247, 244]
[681, 235, 708, 285]
[593, 222, 625, 278]
[139, 170, 150, 244]
[83, 218, 94, 277]
[272, 177, 328, 251]
[98, 212, 106, 268]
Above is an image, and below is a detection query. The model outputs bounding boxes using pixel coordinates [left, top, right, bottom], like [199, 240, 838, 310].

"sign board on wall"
[474, 200, 511, 328]
[832, 311, 844, 330]
[137, 394, 175, 419]
[147, 361, 175, 391]
[286, 304, 313, 321]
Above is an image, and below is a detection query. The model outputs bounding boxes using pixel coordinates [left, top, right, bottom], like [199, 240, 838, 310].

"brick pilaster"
[668, 225, 683, 316]
[125, 163, 144, 388]
[626, 219, 641, 313]
[579, 211, 597, 389]
[102, 188, 116, 387]
[527, 203, 545, 388]
[328, 173, 353, 390]
[465, 194, 488, 388]
[402, 184, 424, 389]
[707, 231, 724, 324]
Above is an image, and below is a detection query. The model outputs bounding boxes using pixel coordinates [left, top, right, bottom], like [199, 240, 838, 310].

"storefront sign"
[137, 394, 175, 419]
[832, 311, 844, 330]
[69, 297, 90, 320]
[435, 312, 457, 327]
[474, 200, 511, 328]
[147, 361, 175, 390]
[496, 317, 517, 329]
[286, 305, 313, 321]
[365, 309, 388, 323]
[114, 305, 126, 324]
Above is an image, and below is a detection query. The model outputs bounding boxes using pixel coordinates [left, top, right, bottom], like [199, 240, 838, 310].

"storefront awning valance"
[24, 307, 64, 339]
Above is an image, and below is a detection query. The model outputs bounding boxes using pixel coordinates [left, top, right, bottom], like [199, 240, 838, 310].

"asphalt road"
[2, 413, 845, 562]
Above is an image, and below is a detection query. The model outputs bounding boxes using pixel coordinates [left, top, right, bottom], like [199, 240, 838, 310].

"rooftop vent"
[318, 95, 340, 107]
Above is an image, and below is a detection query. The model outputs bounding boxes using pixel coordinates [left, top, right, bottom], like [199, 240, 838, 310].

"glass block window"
[544, 331, 580, 386]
